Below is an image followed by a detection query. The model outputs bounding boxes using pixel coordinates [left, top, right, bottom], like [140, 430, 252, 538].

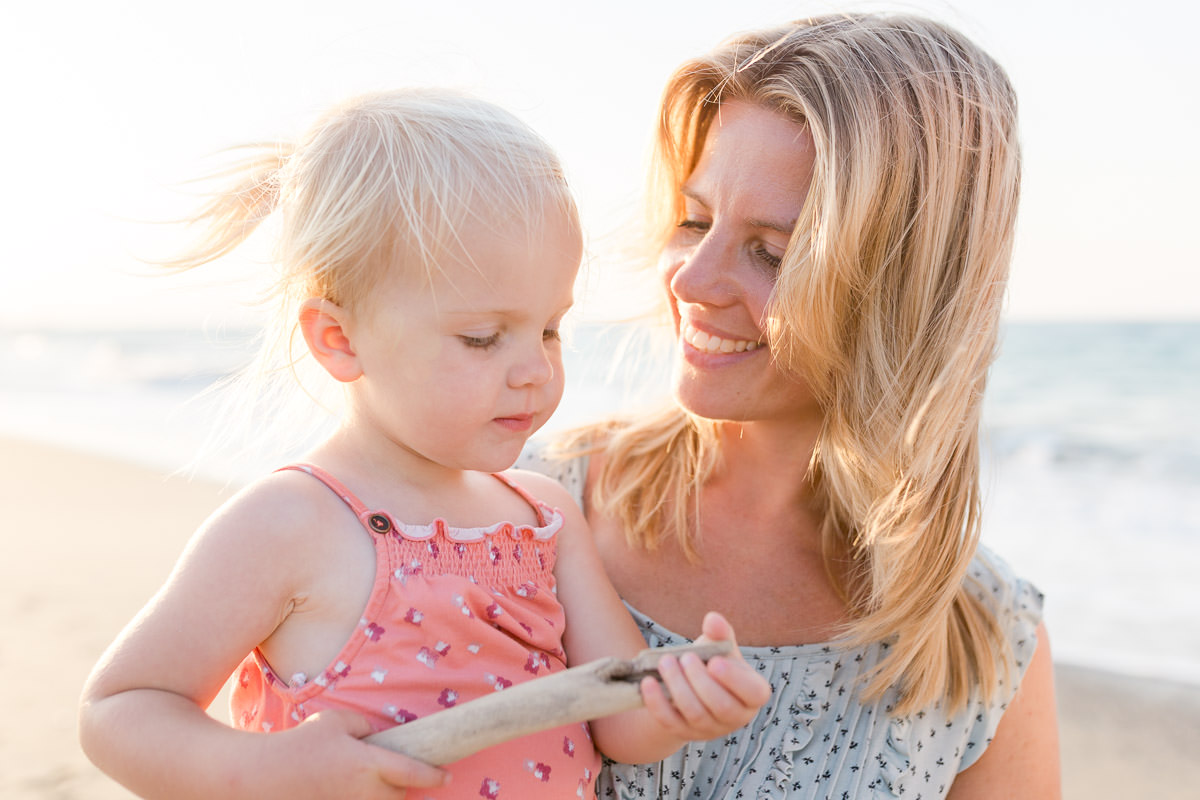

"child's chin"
[475, 448, 525, 475]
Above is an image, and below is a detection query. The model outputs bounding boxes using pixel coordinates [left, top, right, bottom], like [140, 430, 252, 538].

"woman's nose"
[665, 230, 738, 306]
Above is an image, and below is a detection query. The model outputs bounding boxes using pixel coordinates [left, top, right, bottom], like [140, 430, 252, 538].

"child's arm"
[506, 470, 770, 765]
[78, 474, 447, 800]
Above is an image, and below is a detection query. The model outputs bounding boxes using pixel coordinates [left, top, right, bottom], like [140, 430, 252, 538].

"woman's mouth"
[681, 322, 763, 354]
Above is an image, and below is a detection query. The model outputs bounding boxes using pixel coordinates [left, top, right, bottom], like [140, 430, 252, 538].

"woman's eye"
[676, 218, 711, 234]
[460, 332, 501, 349]
[754, 246, 783, 271]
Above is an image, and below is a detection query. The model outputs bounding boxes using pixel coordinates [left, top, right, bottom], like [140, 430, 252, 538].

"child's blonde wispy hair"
[168, 89, 578, 466]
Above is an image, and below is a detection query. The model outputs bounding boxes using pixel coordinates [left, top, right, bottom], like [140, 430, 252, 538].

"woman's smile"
[680, 321, 763, 355]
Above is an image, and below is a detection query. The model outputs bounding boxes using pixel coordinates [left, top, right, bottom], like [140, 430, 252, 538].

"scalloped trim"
[386, 507, 564, 543]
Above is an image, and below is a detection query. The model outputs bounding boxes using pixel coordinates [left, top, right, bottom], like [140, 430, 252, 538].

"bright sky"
[3, 0, 1197, 329]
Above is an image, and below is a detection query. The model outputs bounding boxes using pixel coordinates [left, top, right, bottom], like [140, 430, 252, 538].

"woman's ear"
[299, 298, 362, 383]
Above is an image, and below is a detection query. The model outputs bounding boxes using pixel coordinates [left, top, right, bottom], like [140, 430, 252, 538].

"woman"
[522, 13, 1060, 799]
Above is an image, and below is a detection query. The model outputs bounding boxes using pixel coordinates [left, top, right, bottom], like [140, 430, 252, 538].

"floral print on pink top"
[230, 464, 601, 799]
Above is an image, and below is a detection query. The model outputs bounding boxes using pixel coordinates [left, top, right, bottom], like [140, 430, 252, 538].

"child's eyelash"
[461, 333, 501, 349]
[543, 328, 562, 343]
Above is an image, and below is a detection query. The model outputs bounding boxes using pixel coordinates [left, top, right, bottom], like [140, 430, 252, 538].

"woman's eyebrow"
[747, 215, 796, 235]
[683, 186, 795, 233]
[680, 185, 709, 209]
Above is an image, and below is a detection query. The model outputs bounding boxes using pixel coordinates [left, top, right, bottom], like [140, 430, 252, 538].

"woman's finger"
[706, 655, 773, 709]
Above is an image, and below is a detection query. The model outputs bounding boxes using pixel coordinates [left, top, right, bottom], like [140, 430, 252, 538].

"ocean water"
[1, 321, 1197, 685]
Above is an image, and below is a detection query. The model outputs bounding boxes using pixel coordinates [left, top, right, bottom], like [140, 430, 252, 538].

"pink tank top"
[229, 463, 600, 799]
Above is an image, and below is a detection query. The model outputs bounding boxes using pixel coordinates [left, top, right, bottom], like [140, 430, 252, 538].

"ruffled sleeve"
[957, 545, 1045, 771]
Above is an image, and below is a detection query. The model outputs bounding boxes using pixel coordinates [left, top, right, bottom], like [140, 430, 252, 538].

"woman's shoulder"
[953, 544, 1046, 771]
[966, 544, 1045, 639]
[515, 438, 592, 509]
[962, 543, 1045, 705]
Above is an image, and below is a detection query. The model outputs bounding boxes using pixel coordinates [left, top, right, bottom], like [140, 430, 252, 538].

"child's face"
[347, 204, 582, 475]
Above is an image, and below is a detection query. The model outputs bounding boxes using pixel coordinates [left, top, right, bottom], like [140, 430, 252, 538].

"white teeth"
[681, 323, 761, 354]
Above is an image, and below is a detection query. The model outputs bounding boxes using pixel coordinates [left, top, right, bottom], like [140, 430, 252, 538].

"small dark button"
[368, 513, 393, 534]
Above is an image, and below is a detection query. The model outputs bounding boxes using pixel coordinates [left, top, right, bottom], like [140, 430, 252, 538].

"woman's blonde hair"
[167, 89, 577, 451]
[566, 13, 1021, 715]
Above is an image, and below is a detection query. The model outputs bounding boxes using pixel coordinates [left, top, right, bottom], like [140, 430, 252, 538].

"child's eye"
[460, 332, 501, 349]
[754, 246, 783, 271]
[543, 328, 562, 343]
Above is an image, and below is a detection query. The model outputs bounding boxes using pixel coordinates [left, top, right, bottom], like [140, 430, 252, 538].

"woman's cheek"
[655, 252, 684, 328]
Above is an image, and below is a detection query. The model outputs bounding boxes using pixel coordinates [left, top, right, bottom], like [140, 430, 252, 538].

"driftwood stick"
[365, 641, 732, 765]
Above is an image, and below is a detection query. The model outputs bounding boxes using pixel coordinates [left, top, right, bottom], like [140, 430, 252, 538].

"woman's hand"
[639, 611, 771, 742]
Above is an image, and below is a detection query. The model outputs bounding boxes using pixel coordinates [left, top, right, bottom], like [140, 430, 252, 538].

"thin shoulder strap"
[489, 471, 549, 527]
[276, 463, 397, 535]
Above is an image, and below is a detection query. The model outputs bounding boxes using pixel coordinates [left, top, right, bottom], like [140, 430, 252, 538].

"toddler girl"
[78, 89, 768, 800]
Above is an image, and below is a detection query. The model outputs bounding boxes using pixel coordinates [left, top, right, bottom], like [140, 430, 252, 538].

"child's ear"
[299, 298, 362, 383]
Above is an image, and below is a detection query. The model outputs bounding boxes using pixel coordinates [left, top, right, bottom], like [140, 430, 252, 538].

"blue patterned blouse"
[516, 447, 1043, 800]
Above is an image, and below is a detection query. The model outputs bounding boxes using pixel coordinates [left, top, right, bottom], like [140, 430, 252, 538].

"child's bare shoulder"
[503, 467, 578, 511]
[191, 468, 353, 560]
[502, 467, 589, 544]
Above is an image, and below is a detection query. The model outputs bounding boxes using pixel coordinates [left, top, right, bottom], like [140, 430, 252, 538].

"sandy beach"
[2, 434, 1196, 799]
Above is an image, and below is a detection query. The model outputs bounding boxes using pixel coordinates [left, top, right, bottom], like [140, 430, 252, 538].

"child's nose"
[509, 341, 555, 388]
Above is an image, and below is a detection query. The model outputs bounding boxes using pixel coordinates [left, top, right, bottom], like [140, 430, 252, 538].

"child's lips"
[493, 414, 534, 432]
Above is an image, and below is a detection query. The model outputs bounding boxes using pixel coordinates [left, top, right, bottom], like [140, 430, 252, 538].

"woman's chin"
[672, 383, 749, 423]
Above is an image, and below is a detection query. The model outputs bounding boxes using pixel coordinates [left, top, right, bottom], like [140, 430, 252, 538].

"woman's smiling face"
[660, 100, 819, 425]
